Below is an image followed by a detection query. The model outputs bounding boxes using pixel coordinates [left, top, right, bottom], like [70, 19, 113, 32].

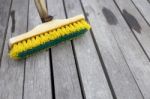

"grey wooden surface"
[131, 0, 150, 25]
[24, 0, 52, 99]
[0, 0, 150, 99]
[113, 0, 150, 98]
[81, 0, 143, 98]
[0, 0, 12, 61]
[47, 0, 83, 99]
[0, 0, 27, 98]
[64, 0, 113, 99]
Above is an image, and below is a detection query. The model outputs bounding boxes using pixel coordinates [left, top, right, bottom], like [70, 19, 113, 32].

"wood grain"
[64, 0, 113, 98]
[23, 0, 52, 99]
[0, 0, 28, 98]
[81, 0, 144, 98]
[47, 0, 83, 99]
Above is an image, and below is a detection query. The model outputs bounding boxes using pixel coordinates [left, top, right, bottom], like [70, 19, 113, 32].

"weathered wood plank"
[120, 0, 150, 59]
[0, 0, 12, 61]
[81, 0, 144, 98]
[131, 0, 150, 25]
[113, 0, 150, 98]
[0, 0, 28, 98]
[64, 0, 113, 99]
[23, 0, 52, 99]
[47, 0, 83, 99]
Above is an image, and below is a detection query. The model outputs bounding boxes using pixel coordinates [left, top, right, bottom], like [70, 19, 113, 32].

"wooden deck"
[0, 0, 150, 99]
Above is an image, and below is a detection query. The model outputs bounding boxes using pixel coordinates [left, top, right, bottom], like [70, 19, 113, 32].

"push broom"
[9, 0, 91, 59]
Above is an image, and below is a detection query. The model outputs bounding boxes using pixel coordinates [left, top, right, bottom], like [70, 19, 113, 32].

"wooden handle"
[34, 0, 53, 22]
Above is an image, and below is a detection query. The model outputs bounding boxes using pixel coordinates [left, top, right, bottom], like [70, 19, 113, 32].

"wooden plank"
[0, 0, 28, 98]
[112, 0, 150, 98]
[23, 0, 52, 99]
[131, 0, 150, 25]
[81, 0, 144, 98]
[121, 0, 150, 59]
[64, 0, 113, 99]
[47, 0, 83, 99]
[0, 0, 12, 60]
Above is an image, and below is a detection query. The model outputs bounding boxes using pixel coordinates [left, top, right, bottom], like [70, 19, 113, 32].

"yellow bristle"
[50, 31, 56, 40]
[60, 27, 66, 36]
[40, 34, 46, 43]
[47, 32, 52, 40]
[33, 37, 38, 47]
[79, 22, 84, 30]
[64, 26, 70, 34]
[81, 20, 91, 29]
[57, 29, 62, 36]
[31, 37, 37, 48]
[22, 41, 27, 50]
[69, 24, 75, 32]
[10, 44, 18, 57]
[44, 33, 50, 42]
[27, 39, 32, 48]
[73, 22, 80, 30]
[37, 36, 42, 44]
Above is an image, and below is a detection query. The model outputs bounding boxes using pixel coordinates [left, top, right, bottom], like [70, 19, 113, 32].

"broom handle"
[34, 0, 53, 22]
